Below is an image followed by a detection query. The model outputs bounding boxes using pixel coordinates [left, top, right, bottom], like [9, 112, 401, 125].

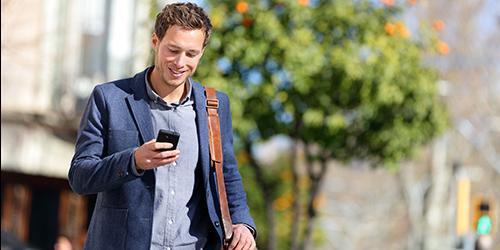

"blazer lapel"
[126, 70, 155, 143]
[192, 81, 211, 188]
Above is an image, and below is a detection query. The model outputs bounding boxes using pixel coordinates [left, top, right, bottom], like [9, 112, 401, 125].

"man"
[68, 3, 256, 250]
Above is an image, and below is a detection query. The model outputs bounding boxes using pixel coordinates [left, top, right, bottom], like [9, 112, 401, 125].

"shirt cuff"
[241, 223, 256, 238]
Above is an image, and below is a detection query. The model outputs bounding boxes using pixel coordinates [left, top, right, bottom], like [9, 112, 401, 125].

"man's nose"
[173, 54, 187, 68]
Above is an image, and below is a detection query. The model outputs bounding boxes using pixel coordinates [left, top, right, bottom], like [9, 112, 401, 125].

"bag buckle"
[206, 99, 219, 109]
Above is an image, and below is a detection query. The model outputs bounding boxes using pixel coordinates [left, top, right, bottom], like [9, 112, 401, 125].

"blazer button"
[215, 221, 220, 227]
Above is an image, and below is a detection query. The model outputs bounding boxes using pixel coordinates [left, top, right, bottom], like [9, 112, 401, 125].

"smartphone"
[156, 129, 180, 150]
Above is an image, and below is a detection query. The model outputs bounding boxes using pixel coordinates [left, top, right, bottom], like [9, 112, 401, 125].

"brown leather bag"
[205, 87, 233, 249]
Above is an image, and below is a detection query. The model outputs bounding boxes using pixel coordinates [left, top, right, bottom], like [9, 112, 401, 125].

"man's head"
[154, 2, 212, 48]
[151, 3, 212, 94]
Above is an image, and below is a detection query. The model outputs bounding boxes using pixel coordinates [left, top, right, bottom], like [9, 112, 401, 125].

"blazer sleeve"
[218, 92, 257, 236]
[68, 86, 138, 195]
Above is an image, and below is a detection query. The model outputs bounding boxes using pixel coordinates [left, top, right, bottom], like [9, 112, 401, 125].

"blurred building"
[1, 0, 152, 249]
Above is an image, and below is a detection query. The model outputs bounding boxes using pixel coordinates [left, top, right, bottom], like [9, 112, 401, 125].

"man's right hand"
[134, 139, 180, 170]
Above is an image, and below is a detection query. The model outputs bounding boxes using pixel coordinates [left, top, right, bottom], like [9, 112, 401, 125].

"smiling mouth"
[169, 67, 186, 78]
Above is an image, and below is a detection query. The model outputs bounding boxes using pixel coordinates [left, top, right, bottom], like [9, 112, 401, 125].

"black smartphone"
[156, 129, 180, 150]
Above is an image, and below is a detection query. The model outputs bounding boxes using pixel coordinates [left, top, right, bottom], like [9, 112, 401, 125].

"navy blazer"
[69, 68, 256, 250]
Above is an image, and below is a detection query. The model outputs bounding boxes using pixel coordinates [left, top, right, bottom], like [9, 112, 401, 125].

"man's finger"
[239, 238, 250, 250]
[156, 155, 179, 166]
[229, 230, 242, 250]
[153, 142, 173, 151]
[152, 149, 179, 159]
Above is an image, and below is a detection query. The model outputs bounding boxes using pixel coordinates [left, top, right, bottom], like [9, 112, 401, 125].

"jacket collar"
[126, 67, 155, 143]
[192, 80, 211, 188]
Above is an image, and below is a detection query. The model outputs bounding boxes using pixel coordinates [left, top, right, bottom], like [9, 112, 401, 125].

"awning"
[1, 122, 74, 179]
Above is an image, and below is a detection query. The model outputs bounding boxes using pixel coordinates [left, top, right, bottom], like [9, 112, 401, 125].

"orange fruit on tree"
[437, 41, 450, 55]
[380, 0, 395, 6]
[242, 17, 253, 27]
[298, 0, 309, 6]
[236, 1, 249, 13]
[396, 21, 411, 38]
[385, 22, 396, 36]
[433, 20, 445, 32]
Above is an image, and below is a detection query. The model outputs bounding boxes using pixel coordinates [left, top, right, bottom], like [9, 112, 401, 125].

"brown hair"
[154, 2, 212, 47]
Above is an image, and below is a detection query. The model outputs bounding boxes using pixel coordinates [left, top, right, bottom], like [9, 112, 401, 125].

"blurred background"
[1, 0, 499, 249]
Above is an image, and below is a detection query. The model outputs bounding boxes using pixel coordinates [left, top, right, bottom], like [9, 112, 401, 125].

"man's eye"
[187, 53, 197, 58]
[169, 49, 179, 53]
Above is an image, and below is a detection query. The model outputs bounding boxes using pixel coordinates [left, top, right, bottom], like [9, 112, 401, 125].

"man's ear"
[151, 33, 159, 52]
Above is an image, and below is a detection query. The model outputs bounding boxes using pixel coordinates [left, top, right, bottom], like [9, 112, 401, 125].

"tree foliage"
[196, 0, 448, 248]
[198, 0, 447, 165]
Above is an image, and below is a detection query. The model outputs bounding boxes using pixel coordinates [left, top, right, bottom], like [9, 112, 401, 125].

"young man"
[69, 3, 256, 250]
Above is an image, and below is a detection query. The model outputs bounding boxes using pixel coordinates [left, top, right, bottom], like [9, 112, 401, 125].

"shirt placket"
[164, 110, 177, 248]
[165, 163, 176, 247]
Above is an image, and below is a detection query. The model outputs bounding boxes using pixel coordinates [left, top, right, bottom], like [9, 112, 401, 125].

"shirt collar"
[145, 66, 193, 107]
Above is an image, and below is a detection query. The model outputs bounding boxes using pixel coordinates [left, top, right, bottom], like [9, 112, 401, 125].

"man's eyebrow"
[166, 44, 182, 49]
[166, 44, 201, 53]
[187, 49, 201, 54]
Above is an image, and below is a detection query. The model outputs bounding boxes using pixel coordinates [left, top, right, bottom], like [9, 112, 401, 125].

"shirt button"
[166, 248, 171, 250]
[215, 221, 220, 227]
[170, 190, 175, 195]
[168, 219, 173, 225]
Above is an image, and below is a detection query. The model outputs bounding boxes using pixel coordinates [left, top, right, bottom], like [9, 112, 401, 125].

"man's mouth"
[169, 67, 186, 78]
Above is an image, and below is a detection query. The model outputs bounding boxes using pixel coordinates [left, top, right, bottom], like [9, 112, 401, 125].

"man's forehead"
[161, 26, 205, 49]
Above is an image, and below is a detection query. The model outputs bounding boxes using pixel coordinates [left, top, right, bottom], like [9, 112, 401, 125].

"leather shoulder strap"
[205, 87, 233, 248]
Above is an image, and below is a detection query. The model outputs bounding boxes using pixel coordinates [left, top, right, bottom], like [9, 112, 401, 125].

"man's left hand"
[228, 224, 256, 250]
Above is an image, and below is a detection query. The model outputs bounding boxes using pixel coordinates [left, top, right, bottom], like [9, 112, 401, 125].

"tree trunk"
[398, 161, 430, 250]
[245, 138, 277, 250]
[300, 154, 328, 250]
[424, 136, 453, 249]
[264, 194, 277, 250]
[289, 138, 302, 250]
[398, 136, 453, 250]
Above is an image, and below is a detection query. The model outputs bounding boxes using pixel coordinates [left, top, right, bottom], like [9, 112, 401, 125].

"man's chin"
[166, 77, 188, 87]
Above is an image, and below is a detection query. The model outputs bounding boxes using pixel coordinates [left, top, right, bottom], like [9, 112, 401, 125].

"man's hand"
[134, 139, 180, 170]
[228, 224, 256, 250]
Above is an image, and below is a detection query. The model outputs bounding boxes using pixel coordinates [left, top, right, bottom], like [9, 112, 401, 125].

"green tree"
[196, 0, 447, 249]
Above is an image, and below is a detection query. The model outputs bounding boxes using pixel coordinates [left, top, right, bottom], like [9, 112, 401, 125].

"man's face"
[151, 25, 205, 88]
